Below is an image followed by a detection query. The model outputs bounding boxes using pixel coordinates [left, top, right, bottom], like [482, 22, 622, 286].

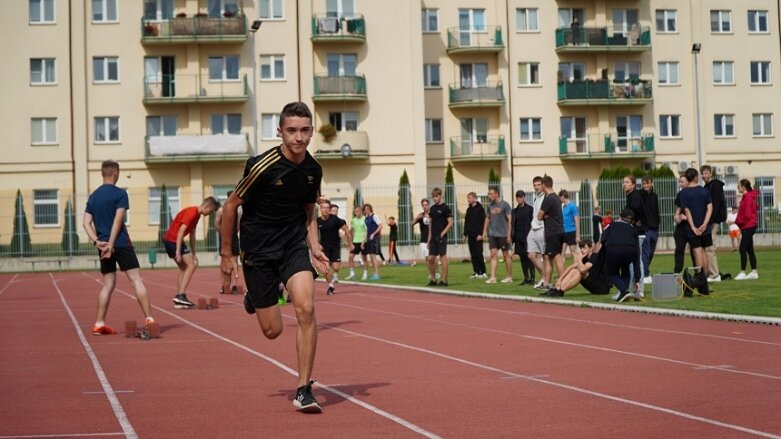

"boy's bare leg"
[177, 253, 197, 292]
[125, 268, 152, 319]
[287, 271, 317, 387]
[440, 255, 449, 282]
[95, 272, 117, 323]
[255, 305, 283, 340]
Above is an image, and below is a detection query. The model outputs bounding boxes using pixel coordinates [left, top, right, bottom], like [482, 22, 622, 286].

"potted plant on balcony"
[144, 21, 159, 36]
[318, 124, 337, 142]
[176, 12, 187, 18]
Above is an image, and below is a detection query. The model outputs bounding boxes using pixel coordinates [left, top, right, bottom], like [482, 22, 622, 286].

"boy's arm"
[305, 203, 330, 274]
[342, 224, 353, 247]
[176, 224, 188, 258]
[220, 193, 243, 275]
[442, 217, 454, 237]
[82, 212, 103, 250]
[105, 207, 126, 256]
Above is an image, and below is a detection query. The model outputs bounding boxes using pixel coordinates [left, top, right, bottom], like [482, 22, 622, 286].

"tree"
[60, 198, 79, 256]
[353, 187, 363, 208]
[488, 167, 500, 186]
[10, 190, 33, 257]
[444, 163, 461, 243]
[205, 209, 218, 251]
[397, 170, 414, 245]
[156, 185, 172, 250]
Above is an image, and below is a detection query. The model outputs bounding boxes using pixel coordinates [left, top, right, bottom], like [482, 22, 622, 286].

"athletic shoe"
[172, 294, 195, 307]
[746, 271, 759, 280]
[345, 273, 355, 281]
[333, 274, 339, 283]
[707, 275, 721, 283]
[628, 291, 644, 301]
[720, 272, 732, 280]
[438, 281, 448, 287]
[611, 291, 621, 301]
[370, 274, 380, 281]
[92, 324, 117, 336]
[643, 276, 653, 285]
[469, 273, 478, 279]
[293, 380, 322, 413]
[500, 277, 513, 284]
[533, 280, 547, 290]
[435, 272, 442, 280]
[485, 278, 497, 284]
[477, 273, 488, 279]
[615, 290, 633, 302]
[427, 280, 438, 287]
[544, 289, 564, 297]
[244, 293, 257, 314]
[734, 271, 747, 280]
[361, 272, 368, 281]
[326, 286, 335, 295]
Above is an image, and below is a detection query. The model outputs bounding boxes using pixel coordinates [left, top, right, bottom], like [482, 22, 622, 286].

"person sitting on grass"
[542, 239, 611, 297]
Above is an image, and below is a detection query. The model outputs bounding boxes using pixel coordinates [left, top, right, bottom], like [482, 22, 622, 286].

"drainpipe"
[504, 0, 514, 190]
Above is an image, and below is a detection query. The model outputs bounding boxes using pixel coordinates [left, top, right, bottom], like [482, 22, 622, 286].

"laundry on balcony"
[317, 17, 340, 33]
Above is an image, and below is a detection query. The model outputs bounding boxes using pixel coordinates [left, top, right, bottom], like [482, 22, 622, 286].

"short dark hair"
[684, 168, 698, 182]
[488, 185, 500, 194]
[620, 208, 634, 222]
[532, 176, 543, 183]
[363, 203, 373, 213]
[624, 174, 636, 185]
[320, 198, 331, 207]
[421, 198, 430, 205]
[203, 196, 221, 210]
[558, 189, 569, 199]
[578, 238, 593, 248]
[542, 175, 553, 188]
[515, 190, 525, 198]
[642, 175, 653, 183]
[431, 187, 442, 197]
[101, 160, 119, 177]
[279, 102, 312, 127]
[700, 165, 712, 173]
[740, 179, 752, 191]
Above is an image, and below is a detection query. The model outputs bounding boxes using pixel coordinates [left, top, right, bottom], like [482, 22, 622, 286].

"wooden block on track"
[197, 298, 207, 310]
[125, 320, 137, 338]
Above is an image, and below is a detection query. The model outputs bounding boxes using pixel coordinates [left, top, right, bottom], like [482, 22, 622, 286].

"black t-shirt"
[415, 213, 431, 243]
[318, 215, 345, 249]
[429, 202, 452, 238]
[234, 145, 322, 256]
[539, 192, 564, 235]
[389, 223, 398, 241]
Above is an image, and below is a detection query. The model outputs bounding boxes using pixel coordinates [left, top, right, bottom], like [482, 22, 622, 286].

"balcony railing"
[448, 82, 504, 108]
[141, 15, 247, 44]
[311, 14, 366, 42]
[145, 133, 252, 163]
[314, 130, 369, 160]
[446, 26, 504, 54]
[555, 26, 651, 51]
[449, 136, 506, 162]
[558, 133, 654, 159]
[312, 75, 367, 102]
[143, 74, 249, 104]
[557, 79, 652, 105]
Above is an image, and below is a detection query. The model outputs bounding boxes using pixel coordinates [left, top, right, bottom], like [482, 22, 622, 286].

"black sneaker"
[293, 380, 322, 413]
[616, 290, 631, 302]
[326, 286, 335, 295]
[243, 293, 256, 314]
[231, 285, 238, 294]
[720, 272, 732, 281]
[438, 280, 448, 287]
[172, 294, 195, 307]
[546, 289, 564, 297]
[427, 280, 437, 287]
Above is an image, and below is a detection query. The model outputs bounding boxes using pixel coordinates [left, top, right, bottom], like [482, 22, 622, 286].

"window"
[33, 189, 59, 227]
[714, 114, 735, 137]
[520, 118, 542, 141]
[146, 115, 177, 136]
[327, 53, 357, 76]
[755, 177, 775, 209]
[148, 186, 180, 225]
[208, 0, 238, 17]
[516, 8, 538, 32]
[95, 117, 120, 143]
[713, 61, 734, 84]
[209, 56, 240, 81]
[31, 118, 57, 145]
[558, 62, 585, 81]
[751, 61, 771, 84]
[92, 0, 117, 22]
[259, 0, 283, 19]
[458, 8, 485, 32]
[518, 63, 540, 86]
[459, 63, 487, 88]
[423, 64, 440, 88]
[421, 8, 438, 32]
[659, 115, 681, 138]
[30, 0, 55, 23]
[261, 114, 279, 139]
[560, 117, 587, 153]
[614, 61, 641, 82]
[655, 9, 677, 32]
[710, 10, 731, 33]
[748, 10, 768, 33]
[657, 62, 679, 85]
[329, 112, 358, 131]
[616, 115, 642, 151]
[425, 119, 442, 143]
[93, 57, 119, 83]
[557, 8, 584, 28]
[212, 114, 241, 134]
[260, 55, 284, 80]
[212, 186, 234, 204]
[753, 113, 773, 136]
[30, 58, 56, 84]
[326, 0, 354, 18]
[143, 0, 173, 20]
[612, 9, 639, 35]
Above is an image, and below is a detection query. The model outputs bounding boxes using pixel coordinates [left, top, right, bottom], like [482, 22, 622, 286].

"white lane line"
[0, 433, 125, 438]
[316, 320, 781, 439]
[0, 273, 19, 296]
[348, 292, 781, 347]
[49, 274, 137, 439]
[84, 390, 135, 395]
[326, 301, 781, 381]
[78, 274, 441, 439]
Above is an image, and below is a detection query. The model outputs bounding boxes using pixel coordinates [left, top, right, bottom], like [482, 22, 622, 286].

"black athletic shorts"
[580, 274, 611, 295]
[163, 240, 190, 258]
[365, 236, 381, 255]
[350, 242, 368, 255]
[687, 232, 713, 249]
[544, 232, 564, 256]
[428, 235, 448, 256]
[242, 240, 317, 309]
[322, 245, 341, 263]
[513, 240, 527, 256]
[488, 236, 510, 251]
[99, 247, 140, 274]
[563, 232, 577, 246]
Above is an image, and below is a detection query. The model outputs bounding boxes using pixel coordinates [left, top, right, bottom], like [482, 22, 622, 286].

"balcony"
[558, 133, 654, 160]
[555, 26, 651, 52]
[557, 79, 652, 106]
[313, 130, 369, 160]
[141, 15, 247, 44]
[143, 74, 249, 105]
[446, 26, 504, 54]
[311, 14, 365, 43]
[312, 75, 367, 102]
[145, 133, 252, 163]
[448, 82, 504, 109]
[449, 136, 506, 163]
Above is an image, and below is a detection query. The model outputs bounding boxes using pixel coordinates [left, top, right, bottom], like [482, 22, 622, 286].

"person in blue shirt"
[559, 189, 580, 260]
[678, 167, 713, 287]
[363, 203, 382, 280]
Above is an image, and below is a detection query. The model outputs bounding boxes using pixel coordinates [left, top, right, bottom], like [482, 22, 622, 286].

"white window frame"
[261, 113, 279, 139]
[143, 0, 173, 21]
[208, 0, 239, 17]
[748, 10, 768, 33]
[423, 64, 440, 88]
[33, 189, 60, 228]
[752, 113, 773, 137]
[659, 114, 681, 138]
[657, 62, 679, 85]
[30, 0, 56, 24]
[328, 111, 358, 131]
[212, 113, 242, 134]
[212, 186, 234, 204]
[425, 119, 442, 143]
[710, 10, 732, 33]
[614, 61, 641, 82]
[259, 0, 283, 20]
[260, 55, 285, 81]
[31, 117, 58, 145]
[208, 56, 240, 82]
[713, 61, 735, 85]
[92, 0, 118, 23]
[95, 116, 120, 143]
[756, 177, 775, 209]
[516, 8, 539, 32]
[148, 186, 180, 226]
[93, 56, 119, 83]
[750, 61, 772, 85]
[714, 114, 735, 138]
[146, 115, 177, 137]
[421, 8, 439, 32]
[30, 58, 56, 85]
[518, 62, 540, 86]
[327, 53, 357, 76]
[519, 118, 542, 141]
[655, 9, 677, 33]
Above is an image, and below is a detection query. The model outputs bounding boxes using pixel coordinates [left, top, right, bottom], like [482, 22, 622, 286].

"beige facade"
[1, 0, 780, 243]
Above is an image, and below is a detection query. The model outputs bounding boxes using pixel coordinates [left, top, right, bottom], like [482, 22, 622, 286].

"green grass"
[361, 250, 781, 319]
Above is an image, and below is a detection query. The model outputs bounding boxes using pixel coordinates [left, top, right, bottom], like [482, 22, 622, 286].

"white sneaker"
[707, 275, 721, 283]
[734, 271, 747, 280]
[469, 274, 478, 279]
[643, 276, 653, 285]
[361, 272, 368, 281]
[478, 273, 488, 279]
[345, 272, 355, 280]
[746, 271, 759, 280]
[533, 280, 546, 290]
[435, 272, 441, 280]
[333, 274, 339, 283]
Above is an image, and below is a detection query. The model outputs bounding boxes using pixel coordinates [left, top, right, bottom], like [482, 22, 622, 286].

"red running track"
[1, 269, 780, 439]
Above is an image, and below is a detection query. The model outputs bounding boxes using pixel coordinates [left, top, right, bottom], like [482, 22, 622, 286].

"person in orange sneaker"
[83, 160, 154, 335]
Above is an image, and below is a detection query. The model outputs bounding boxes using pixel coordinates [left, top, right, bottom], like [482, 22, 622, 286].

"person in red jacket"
[734, 179, 759, 280]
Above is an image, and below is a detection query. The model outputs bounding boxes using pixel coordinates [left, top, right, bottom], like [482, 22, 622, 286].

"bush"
[318, 124, 337, 141]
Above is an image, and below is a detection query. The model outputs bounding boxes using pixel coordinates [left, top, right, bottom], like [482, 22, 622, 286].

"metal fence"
[1, 176, 778, 258]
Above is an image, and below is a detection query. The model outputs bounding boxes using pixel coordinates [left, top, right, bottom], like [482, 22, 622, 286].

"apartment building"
[0, 0, 779, 244]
